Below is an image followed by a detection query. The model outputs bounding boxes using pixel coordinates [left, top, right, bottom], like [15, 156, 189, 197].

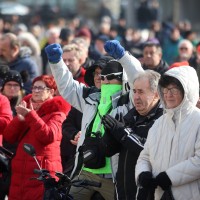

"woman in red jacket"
[3, 75, 71, 200]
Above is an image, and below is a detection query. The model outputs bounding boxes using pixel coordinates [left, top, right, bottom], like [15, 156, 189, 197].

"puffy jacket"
[3, 95, 71, 200]
[135, 66, 200, 200]
[9, 47, 39, 94]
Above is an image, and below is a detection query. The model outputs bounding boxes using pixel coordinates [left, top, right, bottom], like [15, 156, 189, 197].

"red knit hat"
[76, 28, 91, 40]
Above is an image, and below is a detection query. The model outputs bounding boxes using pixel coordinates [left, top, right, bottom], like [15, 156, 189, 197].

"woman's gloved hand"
[156, 172, 172, 191]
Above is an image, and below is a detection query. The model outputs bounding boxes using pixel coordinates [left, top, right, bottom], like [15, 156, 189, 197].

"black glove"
[156, 172, 172, 191]
[138, 171, 157, 189]
[102, 114, 127, 142]
[115, 112, 125, 124]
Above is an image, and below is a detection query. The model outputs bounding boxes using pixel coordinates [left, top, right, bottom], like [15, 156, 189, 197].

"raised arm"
[45, 44, 86, 112]
[104, 40, 144, 89]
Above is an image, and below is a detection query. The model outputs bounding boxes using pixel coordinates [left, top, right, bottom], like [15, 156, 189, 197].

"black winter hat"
[101, 60, 123, 75]
[84, 55, 113, 86]
[2, 70, 23, 89]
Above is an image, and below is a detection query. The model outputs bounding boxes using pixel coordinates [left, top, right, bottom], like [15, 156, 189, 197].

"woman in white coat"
[135, 65, 200, 200]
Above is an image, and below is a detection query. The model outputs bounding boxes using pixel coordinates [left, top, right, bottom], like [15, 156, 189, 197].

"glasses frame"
[161, 87, 180, 95]
[31, 86, 50, 92]
[4, 83, 20, 89]
[100, 72, 123, 81]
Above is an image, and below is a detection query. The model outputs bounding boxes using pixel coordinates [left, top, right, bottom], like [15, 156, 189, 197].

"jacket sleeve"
[118, 52, 144, 89]
[25, 110, 65, 145]
[3, 117, 28, 144]
[49, 59, 87, 113]
[0, 95, 13, 133]
[62, 107, 82, 140]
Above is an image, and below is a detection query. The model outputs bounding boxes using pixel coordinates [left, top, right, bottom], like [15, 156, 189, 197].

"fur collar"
[23, 94, 70, 116]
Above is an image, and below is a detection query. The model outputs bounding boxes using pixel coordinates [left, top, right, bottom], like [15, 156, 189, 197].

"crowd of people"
[0, 3, 200, 200]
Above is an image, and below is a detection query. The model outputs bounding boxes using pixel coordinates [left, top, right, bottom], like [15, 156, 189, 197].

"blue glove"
[104, 40, 125, 59]
[45, 43, 63, 63]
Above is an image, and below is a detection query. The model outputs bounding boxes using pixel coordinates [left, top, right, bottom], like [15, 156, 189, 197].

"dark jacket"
[104, 100, 163, 200]
[143, 59, 169, 75]
[61, 107, 82, 175]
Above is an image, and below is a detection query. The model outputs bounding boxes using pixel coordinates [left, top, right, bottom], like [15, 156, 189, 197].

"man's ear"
[154, 91, 160, 100]
[12, 45, 20, 57]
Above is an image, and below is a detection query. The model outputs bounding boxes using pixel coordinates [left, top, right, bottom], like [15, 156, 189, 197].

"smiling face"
[162, 83, 184, 109]
[133, 77, 159, 116]
[93, 67, 102, 89]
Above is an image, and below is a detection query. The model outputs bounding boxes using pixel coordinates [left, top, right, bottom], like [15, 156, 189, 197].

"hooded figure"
[84, 55, 113, 86]
[135, 66, 200, 200]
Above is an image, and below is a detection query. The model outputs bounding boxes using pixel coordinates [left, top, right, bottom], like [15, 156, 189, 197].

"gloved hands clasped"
[102, 114, 127, 142]
[104, 40, 125, 59]
[45, 43, 63, 63]
[138, 171, 172, 191]
[156, 172, 172, 191]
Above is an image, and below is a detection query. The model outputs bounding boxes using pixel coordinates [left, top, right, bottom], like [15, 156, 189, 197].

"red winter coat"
[0, 94, 12, 145]
[3, 95, 71, 200]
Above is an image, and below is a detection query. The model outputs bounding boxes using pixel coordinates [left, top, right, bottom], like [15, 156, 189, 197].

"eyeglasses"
[161, 87, 180, 95]
[100, 72, 122, 81]
[32, 86, 50, 92]
[5, 83, 20, 89]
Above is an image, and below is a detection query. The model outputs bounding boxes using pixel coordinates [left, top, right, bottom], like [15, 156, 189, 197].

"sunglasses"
[100, 72, 122, 81]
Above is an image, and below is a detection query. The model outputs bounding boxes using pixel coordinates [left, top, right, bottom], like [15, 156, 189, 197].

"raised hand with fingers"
[16, 101, 33, 121]
[45, 43, 63, 63]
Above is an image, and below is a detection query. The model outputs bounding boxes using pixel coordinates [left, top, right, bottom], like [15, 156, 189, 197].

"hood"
[158, 66, 199, 110]
[19, 46, 32, 58]
[84, 55, 113, 86]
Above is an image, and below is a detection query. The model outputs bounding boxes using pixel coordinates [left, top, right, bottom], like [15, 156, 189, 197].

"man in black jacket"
[102, 69, 163, 199]
[142, 40, 169, 75]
